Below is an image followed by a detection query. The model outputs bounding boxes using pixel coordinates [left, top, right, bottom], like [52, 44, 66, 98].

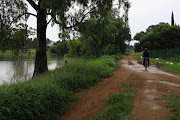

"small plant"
[92, 93, 135, 120]
[123, 88, 135, 93]
[122, 82, 133, 87]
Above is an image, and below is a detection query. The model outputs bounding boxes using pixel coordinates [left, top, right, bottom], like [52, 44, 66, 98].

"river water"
[0, 57, 64, 85]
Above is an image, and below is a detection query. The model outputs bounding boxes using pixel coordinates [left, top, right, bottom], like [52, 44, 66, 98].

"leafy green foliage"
[77, 9, 131, 57]
[49, 40, 68, 57]
[134, 23, 180, 51]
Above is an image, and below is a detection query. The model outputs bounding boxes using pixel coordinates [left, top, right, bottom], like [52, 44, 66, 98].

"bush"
[0, 82, 73, 120]
[0, 56, 120, 120]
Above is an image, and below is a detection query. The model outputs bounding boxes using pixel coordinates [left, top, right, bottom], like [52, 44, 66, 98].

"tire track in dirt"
[59, 56, 180, 120]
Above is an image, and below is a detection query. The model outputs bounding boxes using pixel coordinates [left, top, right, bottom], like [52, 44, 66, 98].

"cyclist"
[143, 48, 150, 67]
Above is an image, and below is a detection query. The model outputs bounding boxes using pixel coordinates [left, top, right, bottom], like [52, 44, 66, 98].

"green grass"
[92, 81, 136, 120]
[136, 56, 180, 74]
[166, 94, 180, 120]
[92, 93, 135, 120]
[122, 82, 133, 87]
[123, 88, 135, 93]
[128, 52, 143, 57]
[0, 55, 120, 120]
[150, 58, 180, 74]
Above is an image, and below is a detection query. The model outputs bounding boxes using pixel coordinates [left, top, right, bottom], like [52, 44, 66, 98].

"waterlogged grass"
[92, 93, 135, 120]
[166, 94, 180, 120]
[0, 55, 119, 120]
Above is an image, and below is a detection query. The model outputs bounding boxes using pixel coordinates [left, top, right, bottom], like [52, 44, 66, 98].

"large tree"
[78, 8, 131, 57]
[1, 0, 130, 77]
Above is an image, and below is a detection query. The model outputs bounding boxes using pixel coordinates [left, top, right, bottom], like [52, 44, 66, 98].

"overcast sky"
[27, 0, 180, 45]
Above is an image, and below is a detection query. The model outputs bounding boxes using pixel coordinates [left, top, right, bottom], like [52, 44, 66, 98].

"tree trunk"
[94, 46, 102, 58]
[33, 9, 48, 77]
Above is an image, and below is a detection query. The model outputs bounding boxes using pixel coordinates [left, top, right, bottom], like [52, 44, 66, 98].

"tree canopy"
[50, 8, 131, 57]
[134, 22, 180, 52]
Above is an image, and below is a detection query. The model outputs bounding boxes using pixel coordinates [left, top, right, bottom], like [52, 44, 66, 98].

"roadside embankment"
[0, 55, 121, 120]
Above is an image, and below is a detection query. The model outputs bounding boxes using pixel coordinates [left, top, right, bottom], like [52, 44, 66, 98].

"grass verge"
[92, 93, 135, 120]
[0, 55, 120, 120]
[150, 59, 180, 74]
[92, 82, 135, 120]
[166, 94, 180, 120]
[134, 53, 180, 74]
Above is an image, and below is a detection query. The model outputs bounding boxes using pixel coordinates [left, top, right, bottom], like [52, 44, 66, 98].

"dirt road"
[59, 56, 180, 120]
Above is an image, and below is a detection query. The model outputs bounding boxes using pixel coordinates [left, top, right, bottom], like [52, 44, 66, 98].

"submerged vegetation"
[0, 55, 121, 120]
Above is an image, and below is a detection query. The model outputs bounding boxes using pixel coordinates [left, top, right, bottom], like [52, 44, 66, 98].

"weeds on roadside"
[123, 88, 135, 93]
[92, 93, 135, 120]
[166, 94, 180, 120]
[122, 82, 133, 87]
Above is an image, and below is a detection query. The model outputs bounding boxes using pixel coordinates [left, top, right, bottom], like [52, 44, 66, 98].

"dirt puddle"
[159, 80, 180, 87]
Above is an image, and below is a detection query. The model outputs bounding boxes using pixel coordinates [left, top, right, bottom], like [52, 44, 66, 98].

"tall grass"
[0, 55, 120, 120]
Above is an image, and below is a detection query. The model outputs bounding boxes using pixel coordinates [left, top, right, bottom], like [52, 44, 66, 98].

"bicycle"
[144, 57, 149, 71]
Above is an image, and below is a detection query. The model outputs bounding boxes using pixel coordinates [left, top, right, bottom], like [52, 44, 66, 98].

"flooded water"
[0, 57, 64, 85]
[159, 80, 180, 87]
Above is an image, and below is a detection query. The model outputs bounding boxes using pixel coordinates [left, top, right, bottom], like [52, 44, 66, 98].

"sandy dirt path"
[59, 56, 180, 120]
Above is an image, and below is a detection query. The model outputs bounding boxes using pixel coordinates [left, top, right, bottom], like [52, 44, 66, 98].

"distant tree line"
[0, 23, 35, 54]
[134, 22, 180, 52]
[0, 22, 53, 55]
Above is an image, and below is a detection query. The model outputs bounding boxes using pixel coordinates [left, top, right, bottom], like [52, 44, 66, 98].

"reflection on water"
[0, 59, 64, 85]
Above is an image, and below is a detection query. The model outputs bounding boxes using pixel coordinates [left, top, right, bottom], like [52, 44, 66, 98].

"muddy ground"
[59, 56, 180, 120]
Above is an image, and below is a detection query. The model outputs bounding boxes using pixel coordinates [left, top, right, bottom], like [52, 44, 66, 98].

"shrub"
[0, 56, 120, 120]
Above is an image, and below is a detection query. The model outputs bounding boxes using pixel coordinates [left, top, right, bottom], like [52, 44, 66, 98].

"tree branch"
[64, 9, 92, 29]
[47, 18, 52, 25]
[91, 35, 98, 44]
[10, 12, 37, 26]
[26, 0, 39, 11]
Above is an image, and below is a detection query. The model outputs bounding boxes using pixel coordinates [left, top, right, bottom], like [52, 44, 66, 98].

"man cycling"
[143, 48, 150, 67]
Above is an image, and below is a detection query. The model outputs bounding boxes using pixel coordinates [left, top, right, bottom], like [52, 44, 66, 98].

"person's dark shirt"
[143, 51, 150, 57]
